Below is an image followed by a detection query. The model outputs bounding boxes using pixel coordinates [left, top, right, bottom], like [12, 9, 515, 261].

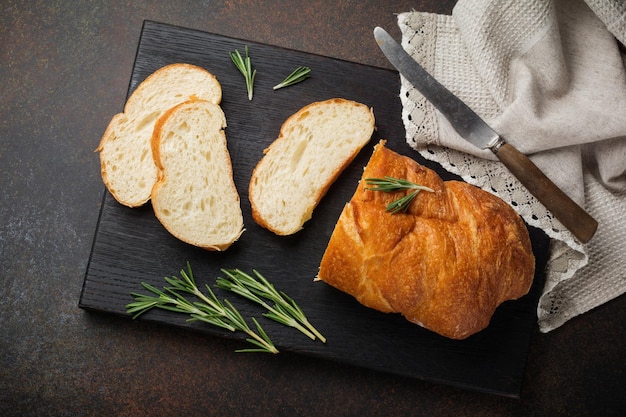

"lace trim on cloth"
[539, 172, 626, 329]
[399, 13, 440, 148]
[397, 10, 595, 332]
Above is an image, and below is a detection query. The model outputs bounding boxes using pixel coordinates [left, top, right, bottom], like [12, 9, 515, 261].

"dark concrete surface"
[1, 1, 624, 416]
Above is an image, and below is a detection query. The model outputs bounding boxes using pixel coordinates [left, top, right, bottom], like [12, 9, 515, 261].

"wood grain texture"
[80, 21, 549, 397]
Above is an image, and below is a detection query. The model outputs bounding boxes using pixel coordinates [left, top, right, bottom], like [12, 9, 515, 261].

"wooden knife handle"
[494, 143, 598, 243]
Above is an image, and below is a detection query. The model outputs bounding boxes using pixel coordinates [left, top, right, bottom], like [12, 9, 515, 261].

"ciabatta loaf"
[249, 98, 375, 235]
[96, 63, 222, 207]
[150, 99, 243, 251]
[317, 141, 535, 339]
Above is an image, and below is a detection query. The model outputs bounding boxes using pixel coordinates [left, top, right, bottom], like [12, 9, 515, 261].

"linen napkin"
[397, 0, 626, 332]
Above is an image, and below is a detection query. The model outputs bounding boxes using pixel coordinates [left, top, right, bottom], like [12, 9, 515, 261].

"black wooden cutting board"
[80, 20, 549, 397]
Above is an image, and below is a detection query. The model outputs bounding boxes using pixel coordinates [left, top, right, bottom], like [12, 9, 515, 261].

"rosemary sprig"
[273, 66, 311, 90]
[365, 176, 434, 214]
[126, 263, 278, 354]
[216, 269, 326, 343]
[230, 45, 256, 100]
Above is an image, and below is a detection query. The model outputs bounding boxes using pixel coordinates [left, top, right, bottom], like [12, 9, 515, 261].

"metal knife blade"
[374, 26, 598, 243]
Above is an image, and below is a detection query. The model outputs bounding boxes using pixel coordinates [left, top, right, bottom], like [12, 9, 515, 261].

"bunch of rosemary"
[230, 46, 256, 100]
[217, 269, 325, 343]
[126, 263, 325, 354]
[273, 66, 311, 90]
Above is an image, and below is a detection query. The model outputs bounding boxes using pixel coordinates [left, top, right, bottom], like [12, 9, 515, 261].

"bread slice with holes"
[249, 98, 375, 235]
[96, 63, 222, 207]
[150, 99, 244, 250]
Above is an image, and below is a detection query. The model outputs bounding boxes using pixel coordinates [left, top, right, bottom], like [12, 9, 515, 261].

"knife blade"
[374, 26, 597, 243]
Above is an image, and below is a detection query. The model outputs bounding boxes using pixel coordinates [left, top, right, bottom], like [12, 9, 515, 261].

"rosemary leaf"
[190, 313, 237, 332]
[230, 45, 256, 100]
[273, 66, 311, 90]
[235, 317, 275, 353]
[365, 176, 434, 213]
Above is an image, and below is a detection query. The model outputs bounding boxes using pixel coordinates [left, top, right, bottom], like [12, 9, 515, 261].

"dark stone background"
[1, 1, 623, 415]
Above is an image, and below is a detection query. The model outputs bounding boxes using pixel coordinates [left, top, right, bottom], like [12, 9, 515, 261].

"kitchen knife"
[374, 26, 598, 243]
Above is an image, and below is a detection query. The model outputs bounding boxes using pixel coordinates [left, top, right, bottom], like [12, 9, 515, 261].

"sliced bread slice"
[249, 98, 375, 235]
[96, 63, 222, 207]
[151, 99, 244, 251]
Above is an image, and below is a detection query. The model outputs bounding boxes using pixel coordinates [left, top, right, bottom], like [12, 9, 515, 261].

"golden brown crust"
[318, 141, 535, 339]
[125, 63, 222, 112]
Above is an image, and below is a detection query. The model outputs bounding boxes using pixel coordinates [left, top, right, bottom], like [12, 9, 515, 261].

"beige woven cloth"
[397, 0, 626, 332]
